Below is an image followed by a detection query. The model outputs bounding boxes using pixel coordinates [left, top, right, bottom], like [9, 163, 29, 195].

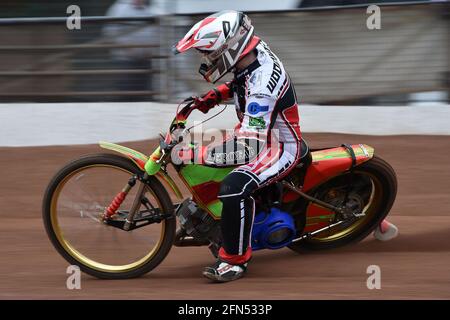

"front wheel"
[288, 155, 397, 252]
[42, 153, 176, 279]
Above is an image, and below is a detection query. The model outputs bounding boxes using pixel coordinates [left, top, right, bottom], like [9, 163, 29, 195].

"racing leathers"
[197, 40, 302, 265]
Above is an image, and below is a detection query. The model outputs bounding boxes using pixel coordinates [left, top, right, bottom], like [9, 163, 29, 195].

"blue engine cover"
[251, 208, 297, 251]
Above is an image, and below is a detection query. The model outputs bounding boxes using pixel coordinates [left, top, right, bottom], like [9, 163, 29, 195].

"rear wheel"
[42, 154, 176, 279]
[288, 155, 397, 252]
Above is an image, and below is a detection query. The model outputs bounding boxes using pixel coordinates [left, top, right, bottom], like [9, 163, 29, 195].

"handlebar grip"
[177, 101, 195, 121]
[182, 96, 196, 103]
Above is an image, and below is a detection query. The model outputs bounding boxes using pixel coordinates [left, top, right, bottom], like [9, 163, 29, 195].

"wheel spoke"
[306, 171, 380, 242]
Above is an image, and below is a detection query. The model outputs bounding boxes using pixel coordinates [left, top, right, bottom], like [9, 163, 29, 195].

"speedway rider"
[174, 10, 302, 282]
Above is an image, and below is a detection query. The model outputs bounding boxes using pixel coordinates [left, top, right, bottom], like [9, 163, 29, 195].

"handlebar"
[176, 99, 196, 121]
[163, 98, 198, 151]
[145, 96, 226, 176]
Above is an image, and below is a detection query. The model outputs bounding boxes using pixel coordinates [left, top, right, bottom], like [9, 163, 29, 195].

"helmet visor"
[197, 25, 254, 83]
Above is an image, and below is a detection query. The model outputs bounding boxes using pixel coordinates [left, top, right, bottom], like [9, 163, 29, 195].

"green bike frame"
[99, 140, 374, 224]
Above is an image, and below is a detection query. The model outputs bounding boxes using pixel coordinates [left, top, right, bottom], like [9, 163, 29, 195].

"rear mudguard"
[99, 141, 183, 200]
[303, 144, 374, 192]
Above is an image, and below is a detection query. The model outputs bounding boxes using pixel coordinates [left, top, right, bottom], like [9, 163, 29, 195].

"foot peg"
[173, 228, 210, 247]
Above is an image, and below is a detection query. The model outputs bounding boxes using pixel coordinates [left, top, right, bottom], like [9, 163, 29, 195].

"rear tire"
[288, 155, 397, 252]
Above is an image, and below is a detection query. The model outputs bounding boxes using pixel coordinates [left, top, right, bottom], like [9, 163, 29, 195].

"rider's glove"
[194, 82, 233, 114]
[194, 89, 220, 114]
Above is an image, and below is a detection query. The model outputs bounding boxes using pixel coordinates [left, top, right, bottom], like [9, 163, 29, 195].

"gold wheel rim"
[308, 171, 382, 242]
[50, 164, 165, 273]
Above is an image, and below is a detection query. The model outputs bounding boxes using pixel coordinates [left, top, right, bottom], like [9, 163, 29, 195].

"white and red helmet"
[174, 10, 260, 83]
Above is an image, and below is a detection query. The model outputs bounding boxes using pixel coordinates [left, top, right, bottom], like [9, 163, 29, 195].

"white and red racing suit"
[198, 40, 302, 265]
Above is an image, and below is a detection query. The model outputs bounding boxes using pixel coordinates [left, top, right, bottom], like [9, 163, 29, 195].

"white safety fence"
[1, 102, 449, 147]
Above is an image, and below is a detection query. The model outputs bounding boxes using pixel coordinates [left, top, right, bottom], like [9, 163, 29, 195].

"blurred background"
[0, 0, 448, 105]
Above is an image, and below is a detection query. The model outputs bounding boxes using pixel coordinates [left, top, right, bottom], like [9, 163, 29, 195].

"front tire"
[42, 153, 176, 279]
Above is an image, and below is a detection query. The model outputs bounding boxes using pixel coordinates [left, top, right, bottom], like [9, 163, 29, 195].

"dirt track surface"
[1, 133, 450, 299]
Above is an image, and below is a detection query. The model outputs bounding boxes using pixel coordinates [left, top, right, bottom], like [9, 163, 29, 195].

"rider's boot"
[202, 247, 251, 282]
[202, 260, 247, 282]
[373, 219, 399, 241]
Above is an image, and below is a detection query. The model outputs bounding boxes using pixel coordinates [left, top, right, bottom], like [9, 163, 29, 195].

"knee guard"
[218, 171, 258, 200]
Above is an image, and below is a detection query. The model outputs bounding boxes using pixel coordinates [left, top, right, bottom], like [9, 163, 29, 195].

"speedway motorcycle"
[43, 99, 397, 279]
